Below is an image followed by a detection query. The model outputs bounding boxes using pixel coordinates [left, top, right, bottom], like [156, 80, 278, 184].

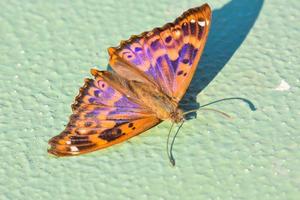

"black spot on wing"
[197, 22, 205, 39]
[128, 123, 133, 128]
[165, 36, 172, 43]
[88, 98, 96, 104]
[170, 58, 179, 73]
[182, 22, 189, 36]
[69, 136, 92, 145]
[98, 128, 124, 142]
[177, 70, 184, 76]
[182, 59, 189, 64]
[135, 47, 143, 52]
[94, 90, 100, 97]
[190, 22, 196, 35]
[150, 39, 161, 50]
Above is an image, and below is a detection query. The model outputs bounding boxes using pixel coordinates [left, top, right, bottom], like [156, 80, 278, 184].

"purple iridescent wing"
[48, 70, 160, 156]
[108, 4, 211, 102]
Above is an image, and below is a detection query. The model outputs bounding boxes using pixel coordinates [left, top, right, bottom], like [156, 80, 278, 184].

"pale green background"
[0, 0, 299, 199]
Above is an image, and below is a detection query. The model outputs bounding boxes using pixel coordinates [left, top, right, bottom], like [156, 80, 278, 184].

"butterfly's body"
[126, 80, 182, 122]
[49, 4, 211, 156]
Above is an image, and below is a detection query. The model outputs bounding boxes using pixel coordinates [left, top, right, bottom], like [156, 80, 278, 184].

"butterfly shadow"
[180, 0, 264, 115]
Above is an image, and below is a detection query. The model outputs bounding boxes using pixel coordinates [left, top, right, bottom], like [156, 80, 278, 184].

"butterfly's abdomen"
[128, 81, 178, 121]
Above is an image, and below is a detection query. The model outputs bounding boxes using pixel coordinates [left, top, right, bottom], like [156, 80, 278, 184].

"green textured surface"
[1, 0, 299, 199]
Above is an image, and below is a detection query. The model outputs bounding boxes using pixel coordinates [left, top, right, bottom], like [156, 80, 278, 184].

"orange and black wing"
[48, 71, 160, 156]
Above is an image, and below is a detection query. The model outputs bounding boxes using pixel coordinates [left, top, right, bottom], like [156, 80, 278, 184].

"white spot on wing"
[66, 141, 71, 145]
[275, 80, 290, 91]
[70, 146, 79, 152]
[190, 19, 196, 23]
[198, 21, 205, 27]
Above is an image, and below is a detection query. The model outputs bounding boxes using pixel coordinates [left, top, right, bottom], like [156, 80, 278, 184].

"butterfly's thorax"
[128, 81, 179, 121]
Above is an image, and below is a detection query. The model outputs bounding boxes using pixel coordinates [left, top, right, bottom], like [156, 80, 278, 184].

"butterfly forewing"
[108, 4, 211, 102]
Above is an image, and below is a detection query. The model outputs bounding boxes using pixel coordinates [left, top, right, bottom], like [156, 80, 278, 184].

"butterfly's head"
[171, 108, 184, 123]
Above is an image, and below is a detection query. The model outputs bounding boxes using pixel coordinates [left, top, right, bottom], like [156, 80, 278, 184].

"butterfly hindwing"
[48, 71, 160, 156]
[48, 115, 160, 156]
[108, 4, 211, 101]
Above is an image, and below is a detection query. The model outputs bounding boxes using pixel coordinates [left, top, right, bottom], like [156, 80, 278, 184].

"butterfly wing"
[48, 71, 160, 156]
[108, 4, 211, 102]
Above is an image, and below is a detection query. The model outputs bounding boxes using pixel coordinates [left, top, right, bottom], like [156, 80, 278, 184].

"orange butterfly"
[48, 4, 211, 156]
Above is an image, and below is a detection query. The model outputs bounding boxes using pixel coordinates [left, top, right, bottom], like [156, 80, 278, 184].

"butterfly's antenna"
[167, 121, 185, 166]
[182, 97, 256, 119]
[183, 108, 232, 119]
[167, 122, 175, 166]
[200, 97, 256, 111]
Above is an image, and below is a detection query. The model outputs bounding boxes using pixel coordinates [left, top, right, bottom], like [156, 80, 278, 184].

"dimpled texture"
[0, 0, 299, 200]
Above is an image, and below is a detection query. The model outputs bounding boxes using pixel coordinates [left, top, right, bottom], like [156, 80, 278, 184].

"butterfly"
[48, 3, 211, 156]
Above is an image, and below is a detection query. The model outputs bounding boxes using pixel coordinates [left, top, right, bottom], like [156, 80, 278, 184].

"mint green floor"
[1, 0, 299, 199]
